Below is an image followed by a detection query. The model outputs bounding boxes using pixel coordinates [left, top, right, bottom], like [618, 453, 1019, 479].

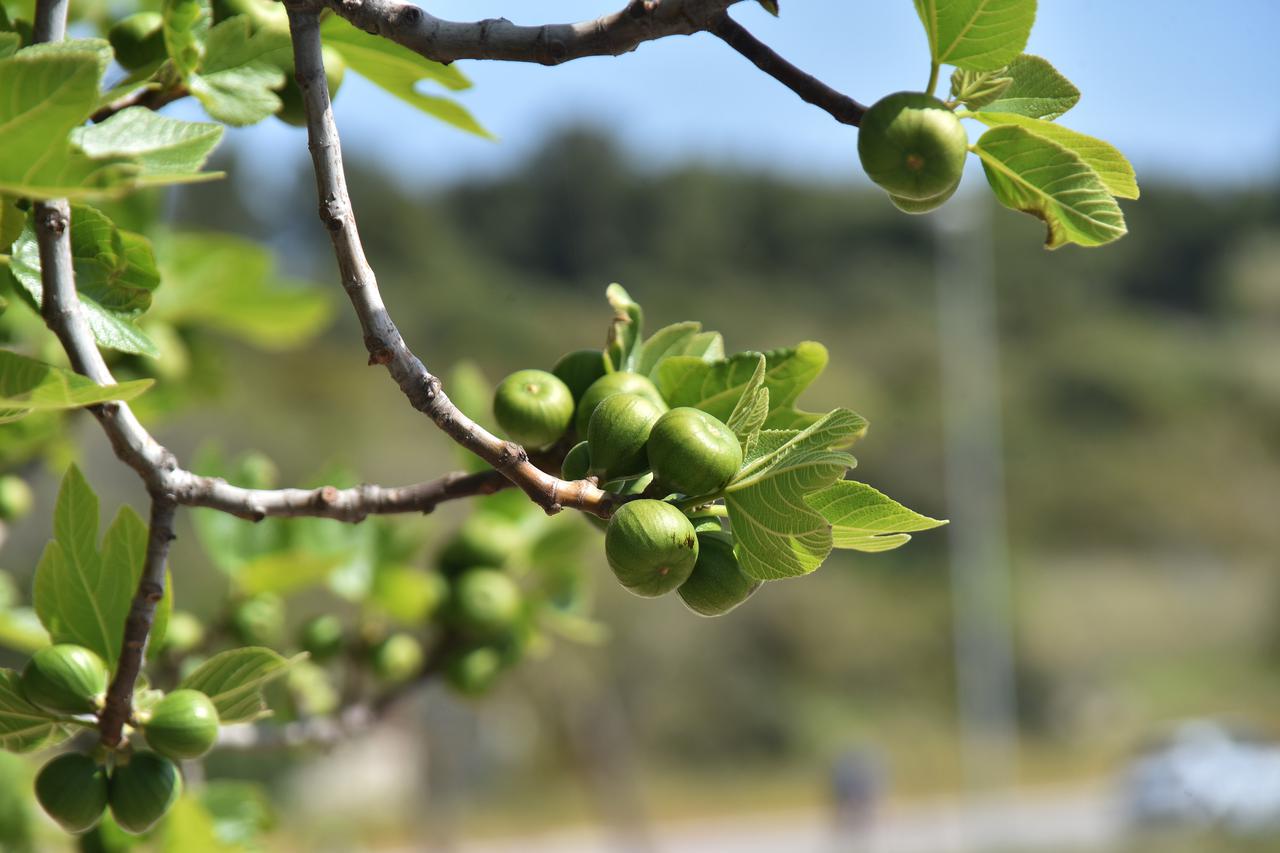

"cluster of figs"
[21, 644, 219, 835]
[492, 350, 759, 616]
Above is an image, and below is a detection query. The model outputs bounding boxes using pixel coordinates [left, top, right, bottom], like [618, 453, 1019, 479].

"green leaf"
[0, 349, 153, 423]
[33, 469, 151, 670]
[0, 41, 138, 199]
[974, 112, 1138, 199]
[71, 107, 224, 184]
[189, 18, 288, 126]
[161, 795, 235, 853]
[200, 781, 275, 848]
[319, 15, 490, 138]
[723, 409, 862, 581]
[723, 353, 769, 455]
[0, 609, 50, 654]
[0, 196, 23, 252]
[604, 283, 644, 373]
[0, 669, 68, 752]
[163, 0, 210, 77]
[914, 0, 1037, 71]
[150, 232, 330, 348]
[0, 33, 19, 59]
[805, 480, 947, 552]
[974, 124, 1127, 248]
[635, 321, 703, 379]
[178, 647, 299, 723]
[232, 551, 346, 598]
[980, 54, 1080, 119]
[656, 342, 832, 430]
[8, 206, 162, 356]
[949, 67, 1013, 109]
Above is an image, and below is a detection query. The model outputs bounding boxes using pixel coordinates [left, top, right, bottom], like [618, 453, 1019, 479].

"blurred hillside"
[6, 127, 1275, 844]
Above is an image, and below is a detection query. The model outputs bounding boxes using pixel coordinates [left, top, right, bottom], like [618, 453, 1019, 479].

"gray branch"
[284, 5, 616, 519]
[316, 0, 743, 65]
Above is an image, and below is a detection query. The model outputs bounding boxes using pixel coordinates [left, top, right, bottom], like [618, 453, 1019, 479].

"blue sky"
[220, 1, 1280, 188]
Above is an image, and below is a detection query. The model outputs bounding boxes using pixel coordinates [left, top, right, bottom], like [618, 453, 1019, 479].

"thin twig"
[98, 499, 176, 748]
[90, 84, 189, 124]
[316, 0, 744, 66]
[709, 14, 866, 127]
[284, 3, 616, 519]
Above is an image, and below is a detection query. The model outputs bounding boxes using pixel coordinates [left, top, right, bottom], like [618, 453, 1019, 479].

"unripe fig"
[140, 689, 219, 761]
[552, 350, 608, 404]
[604, 500, 699, 597]
[21, 645, 108, 715]
[445, 647, 503, 696]
[493, 369, 575, 450]
[647, 407, 742, 497]
[561, 441, 592, 481]
[371, 633, 423, 683]
[108, 752, 181, 835]
[276, 45, 347, 127]
[858, 92, 967, 201]
[678, 532, 760, 616]
[587, 393, 662, 482]
[34, 753, 108, 835]
[438, 513, 523, 575]
[574, 372, 667, 437]
[0, 474, 34, 521]
[107, 12, 165, 71]
[230, 593, 285, 647]
[158, 610, 204, 655]
[889, 178, 960, 215]
[451, 569, 522, 637]
[298, 614, 344, 662]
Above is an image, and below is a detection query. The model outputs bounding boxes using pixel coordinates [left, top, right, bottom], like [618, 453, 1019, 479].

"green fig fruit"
[858, 91, 967, 201]
[647, 407, 742, 497]
[157, 611, 204, 656]
[230, 593, 285, 647]
[140, 689, 219, 761]
[451, 569, 522, 637]
[0, 474, 34, 521]
[438, 513, 523, 575]
[107, 12, 165, 71]
[108, 752, 181, 835]
[21, 645, 108, 715]
[587, 393, 662, 481]
[444, 646, 503, 696]
[574, 371, 667, 437]
[552, 349, 608, 403]
[35, 753, 108, 835]
[371, 633, 423, 683]
[889, 177, 960, 214]
[677, 531, 760, 616]
[276, 45, 346, 127]
[604, 500, 699, 597]
[298, 614, 345, 662]
[493, 369, 575, 450]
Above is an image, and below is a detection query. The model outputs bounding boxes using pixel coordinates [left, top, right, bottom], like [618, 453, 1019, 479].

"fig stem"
[927, 61, 940, 97]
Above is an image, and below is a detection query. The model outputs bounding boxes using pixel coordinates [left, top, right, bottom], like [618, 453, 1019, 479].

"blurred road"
[451, 786, 1123, 853]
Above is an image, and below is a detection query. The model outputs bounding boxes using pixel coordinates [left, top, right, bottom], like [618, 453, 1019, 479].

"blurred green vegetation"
[5, 126, 1279, 844]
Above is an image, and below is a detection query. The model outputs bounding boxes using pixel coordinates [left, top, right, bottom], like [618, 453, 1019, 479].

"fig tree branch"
[98, 498, 176, 748]
[317, 0, 744, 65]
[284, 3, 617, 520]
[708, 14, 865, 127]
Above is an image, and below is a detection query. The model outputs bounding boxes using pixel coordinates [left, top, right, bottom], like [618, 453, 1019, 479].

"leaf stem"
[926, 61, 940, 96]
